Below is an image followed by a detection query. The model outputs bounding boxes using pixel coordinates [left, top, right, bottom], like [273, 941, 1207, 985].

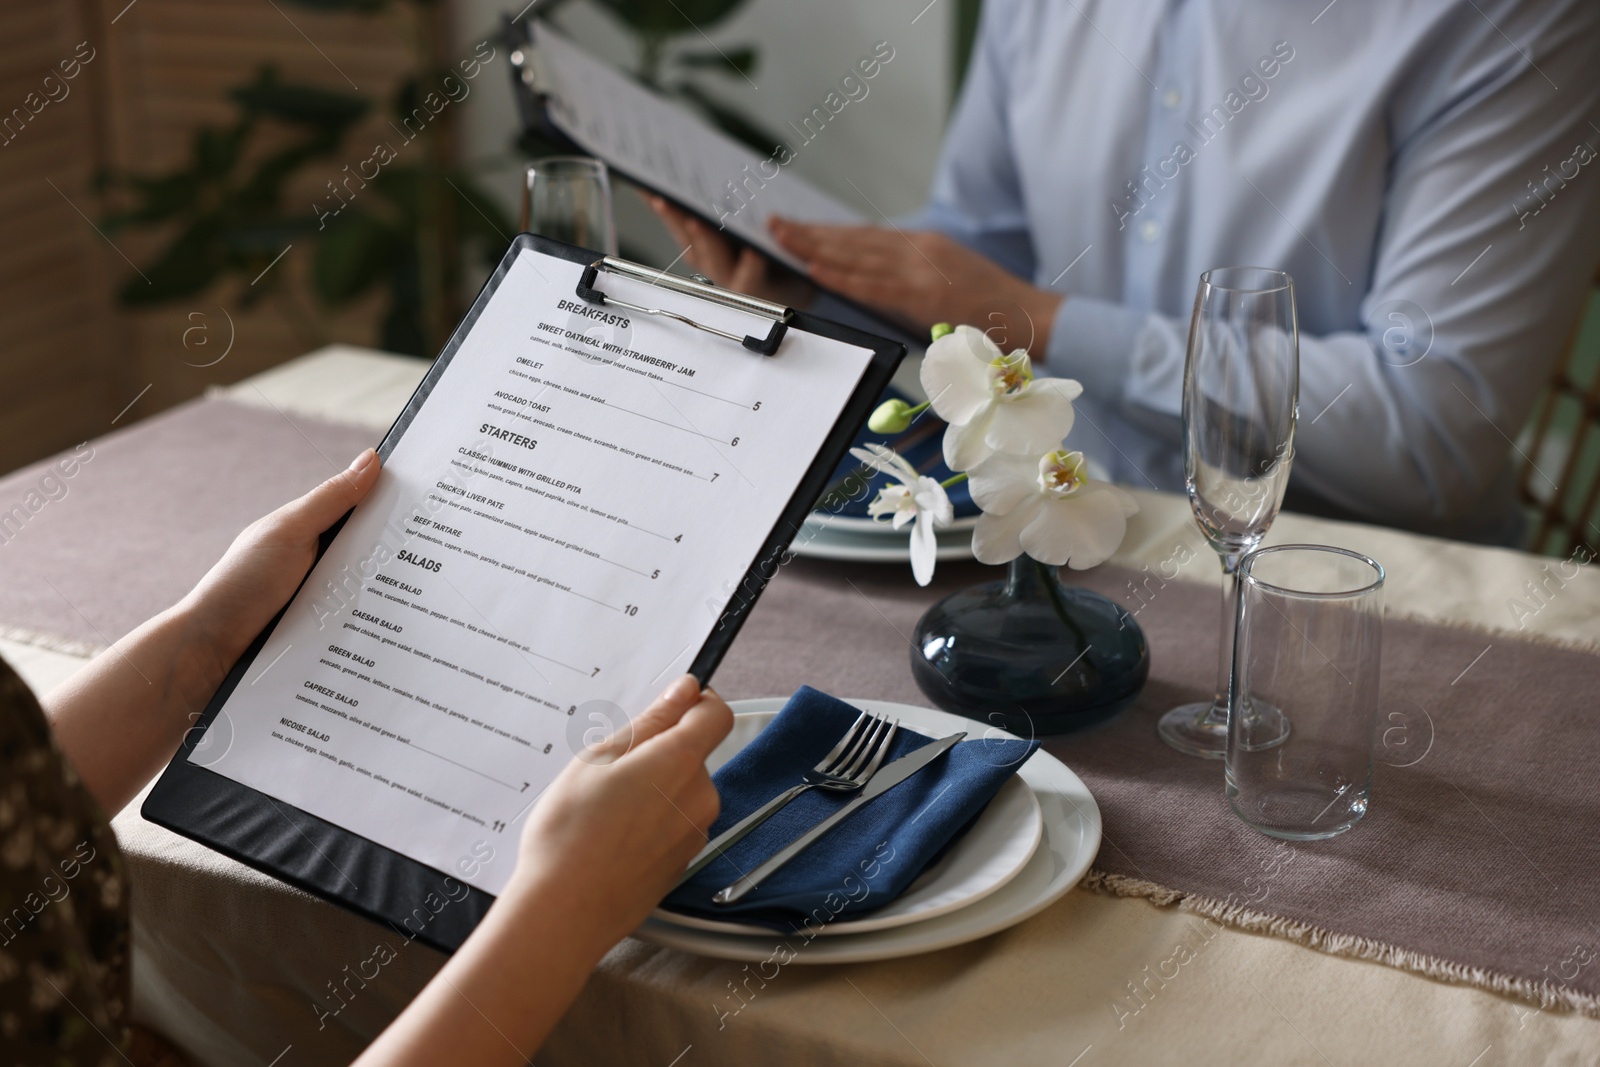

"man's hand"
[646, 195, 816, 307]
[771, 219, 1064, 355]
[646, 197, 1063, 352]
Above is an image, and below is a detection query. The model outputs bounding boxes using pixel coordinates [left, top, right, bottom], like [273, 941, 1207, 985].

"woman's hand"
[182, 448, 382, 679]
[507, 675, 733, 954]
[355, 676, 734, 1067]
[770, 219, 1064, 355]
[646, 195, 817, 307]
[43, 449, 382, 814]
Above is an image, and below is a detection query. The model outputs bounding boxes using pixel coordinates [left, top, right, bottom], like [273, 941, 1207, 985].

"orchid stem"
[939, 473, 968, 489]
[1034, 557, 1091, 647]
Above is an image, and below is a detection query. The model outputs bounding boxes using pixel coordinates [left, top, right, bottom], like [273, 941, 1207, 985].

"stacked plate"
[789, 451, 1110, 567]
[789, 512, 979, 565]
[638, 698, 1102, 964]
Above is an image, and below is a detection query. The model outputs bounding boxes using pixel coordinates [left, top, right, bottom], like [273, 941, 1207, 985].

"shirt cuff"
[1044, 294, 1149, 407]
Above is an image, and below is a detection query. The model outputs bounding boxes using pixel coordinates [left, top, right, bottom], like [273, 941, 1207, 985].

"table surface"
[6, 345, 1598, 1067]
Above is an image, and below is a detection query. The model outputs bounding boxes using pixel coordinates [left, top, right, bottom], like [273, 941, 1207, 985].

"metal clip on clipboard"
[576, 256, 792, 356]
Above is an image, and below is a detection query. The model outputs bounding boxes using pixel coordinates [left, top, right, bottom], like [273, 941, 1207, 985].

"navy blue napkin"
[821, 386, 979, 520]
[662, 687, 1039, 933]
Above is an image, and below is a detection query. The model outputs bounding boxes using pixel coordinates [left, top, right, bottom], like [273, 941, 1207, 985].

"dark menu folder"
[145, 233, 903, 951]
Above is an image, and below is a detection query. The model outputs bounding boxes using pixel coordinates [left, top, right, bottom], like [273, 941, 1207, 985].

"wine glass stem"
[1203, 551, 1246, 726]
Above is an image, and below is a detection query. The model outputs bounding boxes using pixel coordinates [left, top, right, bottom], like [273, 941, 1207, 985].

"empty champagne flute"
[521, 156, 617, 255]
[1157, 267, 1299, 758]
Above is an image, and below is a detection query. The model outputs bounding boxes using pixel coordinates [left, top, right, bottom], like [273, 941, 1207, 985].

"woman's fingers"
[282, 448, 380, 529]
[626, 674, 703, 747]
[623, 684, 732, 833]
[625, 677, 734, 760]
[660, 687, 735, 764]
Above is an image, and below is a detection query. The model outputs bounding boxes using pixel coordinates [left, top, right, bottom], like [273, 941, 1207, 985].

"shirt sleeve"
[917, 0, 1038, 280]
[1047, 1, 1600, 536]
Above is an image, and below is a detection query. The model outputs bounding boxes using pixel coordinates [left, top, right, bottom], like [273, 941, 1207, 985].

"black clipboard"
[502, 15, 924, 350]
[142, 233, 904, 953]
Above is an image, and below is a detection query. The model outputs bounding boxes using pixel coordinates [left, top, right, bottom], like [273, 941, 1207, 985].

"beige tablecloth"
[6, 345, 1598, 1067]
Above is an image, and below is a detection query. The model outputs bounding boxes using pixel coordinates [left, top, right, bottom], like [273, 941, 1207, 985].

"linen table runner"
[1, 396, 1595, 1015]
[0, 396, 377, 653]
[711, 557, 1600, 1017]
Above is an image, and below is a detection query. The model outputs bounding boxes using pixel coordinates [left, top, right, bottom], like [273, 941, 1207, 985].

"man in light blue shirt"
[653, 0, 1600, 544]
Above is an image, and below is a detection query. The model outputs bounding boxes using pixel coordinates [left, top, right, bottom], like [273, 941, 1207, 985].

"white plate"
[634, 699, 1101, 964]
[811, 511, 982, 536]
[652, 712, 1042, 936]
[789, 515, 975, 564]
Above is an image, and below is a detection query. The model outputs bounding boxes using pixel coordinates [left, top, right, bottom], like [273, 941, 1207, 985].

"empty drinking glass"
[521, 156, 618, 255]
[1158, 266, 1299, 758]
[1226, 544, 1385, 840]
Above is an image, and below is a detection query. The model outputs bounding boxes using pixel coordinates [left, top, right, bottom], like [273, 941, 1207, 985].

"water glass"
[521, 156, 618, 255]
[1226, 544, 1385, 840]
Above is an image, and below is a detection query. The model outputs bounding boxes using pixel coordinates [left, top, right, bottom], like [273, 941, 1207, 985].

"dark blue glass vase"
[910, 555, 1149, 735]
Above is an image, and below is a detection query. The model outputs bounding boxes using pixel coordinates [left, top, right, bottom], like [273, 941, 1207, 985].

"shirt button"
[1161, 87, 1183, 109]
[1139, 219, 1161, 243]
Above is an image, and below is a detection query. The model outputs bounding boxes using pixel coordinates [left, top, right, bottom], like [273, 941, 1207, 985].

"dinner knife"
[711, 731, 966, 905]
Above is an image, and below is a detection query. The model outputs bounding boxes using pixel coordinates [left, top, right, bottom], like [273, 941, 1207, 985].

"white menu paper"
[528, 20, 863, 270]
[199, 249, 873, 894]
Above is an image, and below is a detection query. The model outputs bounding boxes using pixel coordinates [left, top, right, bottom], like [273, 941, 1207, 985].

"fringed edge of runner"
[1081, 868, 1600, 1019]
[0, 624, 103, 659]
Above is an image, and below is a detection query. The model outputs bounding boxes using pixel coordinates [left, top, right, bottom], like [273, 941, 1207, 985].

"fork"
[675, 710, 900, 885]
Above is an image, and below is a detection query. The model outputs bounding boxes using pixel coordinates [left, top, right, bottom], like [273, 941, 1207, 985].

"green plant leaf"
[120, 217, 225, 304]
[380, 244, 427, 356]
[102, 172, 203, 231]
[445, 173, 514, 246]
[369, 166, 422, 228]
[229, 133, 346, 224]
[394, 75, 422, 124]
[223, 219, 318, 258]
[231, 67, 368, 128]
[282, 0, 390, 12]
[312, 211, 399, 304]
[675, 45, 757, 76]
[590, 0, 747, 37]
[194, 122, 249, 180]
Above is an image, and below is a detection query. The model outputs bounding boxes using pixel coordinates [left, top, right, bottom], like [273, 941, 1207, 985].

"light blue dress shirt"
[922, 0, 1600, 543]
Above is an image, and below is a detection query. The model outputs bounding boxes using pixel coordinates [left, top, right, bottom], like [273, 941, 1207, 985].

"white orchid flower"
[849, 443, 954, 586]
[921, 324, 1083, 471]
[968, 448, 1138, 569]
